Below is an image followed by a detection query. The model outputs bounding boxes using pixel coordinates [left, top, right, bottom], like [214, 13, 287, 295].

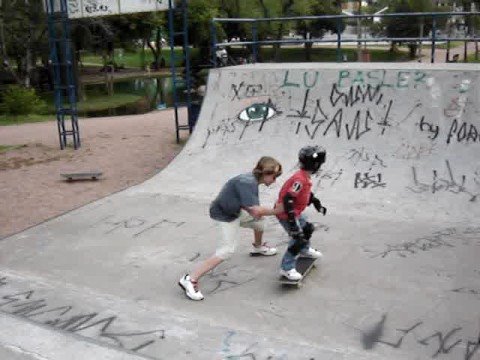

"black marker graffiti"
[231, 82, 264, 100]
[367, 227, 480, 258]
[365, 317, 480, 359]
[203, 118, 237, 148]
[452, 287, 480, 298]
[84, 0, 109, 14]
[408, 160, 479, 202]
[418, 328, 463, 357]
[419, 116, 440, 140]
[206, 265, 256, 294]
[348, 148, 387, 170]
[133, 219, 185, 238]
[446, 119, 479, 144]
[103, 216, 185, 236]
[0, 284, 164, 353]
[354, 172, 386, 189]
[330, 83, 383, 108]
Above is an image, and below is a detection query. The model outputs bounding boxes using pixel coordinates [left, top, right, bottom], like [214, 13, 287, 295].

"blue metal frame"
[45, 0, 80, 149]
[168, 0, 193, 143]
[211, 11, 480, 65]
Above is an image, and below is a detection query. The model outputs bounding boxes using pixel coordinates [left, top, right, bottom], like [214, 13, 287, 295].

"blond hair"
[252, 156, 282, 180]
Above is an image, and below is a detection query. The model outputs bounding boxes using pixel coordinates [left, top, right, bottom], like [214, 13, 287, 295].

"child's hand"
[310, 195, 327, 215]
[247, 206, 263, 219]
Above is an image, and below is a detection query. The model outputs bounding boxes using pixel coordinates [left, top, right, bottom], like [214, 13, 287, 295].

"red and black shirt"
[276, 169, 312, 220]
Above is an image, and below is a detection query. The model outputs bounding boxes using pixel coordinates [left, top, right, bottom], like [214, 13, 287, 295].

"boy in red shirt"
[276, 146, 327, 280]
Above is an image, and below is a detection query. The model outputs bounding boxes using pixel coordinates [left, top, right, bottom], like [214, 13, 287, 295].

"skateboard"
[61, 171, 103, 181]
[279, 256, 317, 287]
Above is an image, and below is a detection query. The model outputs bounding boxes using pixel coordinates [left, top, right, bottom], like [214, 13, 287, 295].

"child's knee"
[215, 245, 235, 260]
[242, 218, 264, 232]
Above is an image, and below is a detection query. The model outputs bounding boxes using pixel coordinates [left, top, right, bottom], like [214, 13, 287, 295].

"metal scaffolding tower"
[45, 0, 80, 150]
[168, 0, 193, 143]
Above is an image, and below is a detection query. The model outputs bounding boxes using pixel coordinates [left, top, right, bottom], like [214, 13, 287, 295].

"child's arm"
[247, 204, 283, 218]
[309, 193, 327, 215]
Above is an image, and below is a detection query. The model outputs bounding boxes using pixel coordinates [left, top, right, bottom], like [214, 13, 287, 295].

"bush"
[0, 85, 48, 116]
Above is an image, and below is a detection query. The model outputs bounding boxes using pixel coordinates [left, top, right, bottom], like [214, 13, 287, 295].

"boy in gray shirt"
[179, 156, 283, 300]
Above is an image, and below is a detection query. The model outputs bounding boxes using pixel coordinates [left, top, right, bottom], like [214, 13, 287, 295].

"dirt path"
[0, 109, 187, 239]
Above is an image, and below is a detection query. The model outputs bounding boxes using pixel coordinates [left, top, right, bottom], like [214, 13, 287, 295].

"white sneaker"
[179, 274, 204, 301]
[250, 242, 277, 256]
[300, 247, 323, 259]
[280, 268, 303, 281]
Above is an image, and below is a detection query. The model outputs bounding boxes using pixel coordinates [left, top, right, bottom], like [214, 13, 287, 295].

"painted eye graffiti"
[238, 103, 277, 122]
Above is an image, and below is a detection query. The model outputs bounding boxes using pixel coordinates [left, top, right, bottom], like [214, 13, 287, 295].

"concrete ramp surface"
[1, 63, 479, 360]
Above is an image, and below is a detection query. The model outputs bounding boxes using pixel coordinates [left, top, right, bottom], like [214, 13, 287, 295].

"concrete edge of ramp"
[0, 311, 153, 360]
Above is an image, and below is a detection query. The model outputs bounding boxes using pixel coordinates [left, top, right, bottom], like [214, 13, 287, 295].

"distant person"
[216, 46, 228, 66]
[275, 146, 327, 281]
[179, 156, 284, 300]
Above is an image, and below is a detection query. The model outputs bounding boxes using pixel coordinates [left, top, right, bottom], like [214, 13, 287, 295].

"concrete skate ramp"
[137, 62, 480, 221]
[0, 63, 479, 360]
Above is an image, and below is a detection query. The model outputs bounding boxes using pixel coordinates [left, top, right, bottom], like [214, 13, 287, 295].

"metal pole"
[431, 15, 436, 63]
[167, 0, 180, 143]
[357, 0, 362, 61]
[336, 17, 342, 62]
[211, 20, 217, 67]
[446, 40, 450, 62]
[252, 21, 258, 63]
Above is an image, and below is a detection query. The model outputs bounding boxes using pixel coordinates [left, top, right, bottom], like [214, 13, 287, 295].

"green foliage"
[0, 85, 48, 116]
[228, 45, 410, 62]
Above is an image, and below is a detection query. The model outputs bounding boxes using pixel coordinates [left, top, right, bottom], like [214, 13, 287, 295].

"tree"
[105, 13, 166, 70]
[1, 0, 49, 86]
[384, 0, 434, 58]
[294, 1, 345, 61]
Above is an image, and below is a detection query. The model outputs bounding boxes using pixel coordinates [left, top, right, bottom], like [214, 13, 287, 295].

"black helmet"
[299, 145, 326, 173]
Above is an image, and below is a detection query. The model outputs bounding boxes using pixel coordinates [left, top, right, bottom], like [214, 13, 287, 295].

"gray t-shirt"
[209, 173, 259, 222]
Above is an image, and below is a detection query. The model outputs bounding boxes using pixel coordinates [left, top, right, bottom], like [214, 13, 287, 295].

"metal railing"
[211, 11, 480, 65]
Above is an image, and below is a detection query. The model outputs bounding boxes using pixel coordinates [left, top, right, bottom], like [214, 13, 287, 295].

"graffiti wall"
[136, 63, 480, 220]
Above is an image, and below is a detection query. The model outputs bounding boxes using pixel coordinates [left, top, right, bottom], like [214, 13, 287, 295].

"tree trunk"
[273, 23, 284, 62]
[304, 42, 312, 62]
[141, 39, 146, 70]
[147, 41, 159, 70]
[416, 20, 424, 60]
[0, 0, 7, 62]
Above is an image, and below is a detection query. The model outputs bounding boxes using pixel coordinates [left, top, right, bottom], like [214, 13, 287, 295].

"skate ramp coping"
[133, 62, 480, 222]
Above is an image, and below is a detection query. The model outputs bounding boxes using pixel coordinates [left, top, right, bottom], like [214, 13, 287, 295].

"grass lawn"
[81, 48, 200, 68]
[467, 53, 480, 62]
[0, 93, 145, 126]
[228, 45, 410, 62]
[0, 113, 55, 126]
[0, 144, 26, 153]
[81, 45, 410, 68]
[434, 41, 464, 49]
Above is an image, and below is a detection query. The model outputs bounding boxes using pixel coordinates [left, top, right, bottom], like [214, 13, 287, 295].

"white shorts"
[214, 209, 264, 260]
